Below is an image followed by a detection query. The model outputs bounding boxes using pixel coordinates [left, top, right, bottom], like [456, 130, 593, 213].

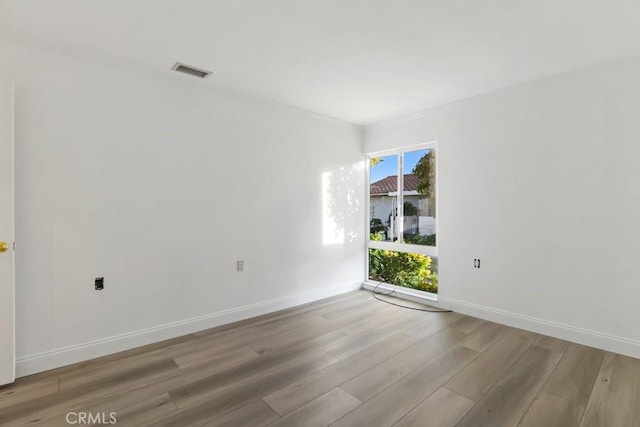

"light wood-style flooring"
[1, 289, 639, 426]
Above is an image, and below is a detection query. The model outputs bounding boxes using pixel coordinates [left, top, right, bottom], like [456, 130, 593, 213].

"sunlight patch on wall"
[322, 171, 344, 245]
[322, 161, 365, 246]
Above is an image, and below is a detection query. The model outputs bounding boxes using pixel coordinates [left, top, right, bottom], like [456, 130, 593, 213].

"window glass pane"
[369, 248, 438, 294]
[402, 148, 436, 246]
[369, 154, 398, 242]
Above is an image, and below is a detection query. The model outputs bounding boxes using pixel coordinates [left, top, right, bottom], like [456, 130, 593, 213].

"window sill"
[361, 280, 438, 302]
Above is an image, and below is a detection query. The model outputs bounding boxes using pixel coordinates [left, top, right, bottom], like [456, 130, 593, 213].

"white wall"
[365, 57, 640, 358]
[3, 42, 365, 375]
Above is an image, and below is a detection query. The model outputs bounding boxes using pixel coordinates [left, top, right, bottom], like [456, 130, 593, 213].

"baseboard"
[436, 296, 640, 359]
[359, 283, 640, 358]
[16, 282, 362, 377]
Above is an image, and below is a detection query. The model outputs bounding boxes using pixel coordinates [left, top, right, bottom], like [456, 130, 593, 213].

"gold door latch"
[0, 242, 9, 253]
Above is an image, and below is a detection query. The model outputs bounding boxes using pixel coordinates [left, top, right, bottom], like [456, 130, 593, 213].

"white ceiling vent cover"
[172, 62, 212, 79]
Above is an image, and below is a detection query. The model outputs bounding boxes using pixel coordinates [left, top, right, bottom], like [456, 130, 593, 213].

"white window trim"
[392, 190, 419, 196]
[368, 239, 438, 257]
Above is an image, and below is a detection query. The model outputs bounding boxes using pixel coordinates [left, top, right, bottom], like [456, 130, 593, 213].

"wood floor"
[1, 289, 639, 426]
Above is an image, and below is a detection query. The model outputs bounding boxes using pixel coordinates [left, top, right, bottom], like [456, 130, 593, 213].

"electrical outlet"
[95, 277, 104, 290]
[237, 260, 244, 272]
[473, 259, 481, 269]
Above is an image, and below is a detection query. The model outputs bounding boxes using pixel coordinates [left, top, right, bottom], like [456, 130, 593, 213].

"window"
[367, 143, 438, 295]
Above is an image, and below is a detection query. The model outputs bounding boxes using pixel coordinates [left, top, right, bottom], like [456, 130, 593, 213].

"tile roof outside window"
[370, 174, 420, 195]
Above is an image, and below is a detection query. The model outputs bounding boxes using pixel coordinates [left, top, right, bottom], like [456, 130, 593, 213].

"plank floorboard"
[265, 387, 361, 427]
[402, 312, 463, 339]
[336, 310, 424, 338]
[456, 322, 506, 352]
[445, 328, 537, 401]
[340, 326, 467, 401]
[169, 351, 339, 409]
[324, 314, 427, 360]
[204, 399, 280, 427]
[331, 345, 479, 427]
[263, 333, 419, 416]
[0, 358, 180, 426]
[315, 295, 390, 319]
[580, 353, 640, 427]
[452, 316, 485, 334]
[173, 345, 261, 370]
[170, 336, 344, 408]
[254, 315, 329, 335]
[393, 387, 474, 427]
[519, 391, 584, 427]
[0, 376, 59, 411]
[45, 392, 178, 427]
[542, 343, 605, 406]
[534, 335, 570, 354]
[157, 352, 339, 426]
[456, 345, 562, 427]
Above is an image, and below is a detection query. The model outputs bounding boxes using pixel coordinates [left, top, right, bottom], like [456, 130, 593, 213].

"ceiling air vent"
[171, 62, 212, 79]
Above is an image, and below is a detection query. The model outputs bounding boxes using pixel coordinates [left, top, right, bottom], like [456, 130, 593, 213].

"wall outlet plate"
[95, 277, 104, 290]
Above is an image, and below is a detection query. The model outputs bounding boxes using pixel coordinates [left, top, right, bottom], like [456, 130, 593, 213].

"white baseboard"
[436, 296, 640, 359]
[16, 282, 362, 377]
[360, 282, 640, 359]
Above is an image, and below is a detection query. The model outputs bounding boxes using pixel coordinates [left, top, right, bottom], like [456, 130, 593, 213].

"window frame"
[365, 141, 439, 298]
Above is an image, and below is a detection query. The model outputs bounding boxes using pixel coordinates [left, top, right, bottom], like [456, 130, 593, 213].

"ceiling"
[2, 0, 640, 125]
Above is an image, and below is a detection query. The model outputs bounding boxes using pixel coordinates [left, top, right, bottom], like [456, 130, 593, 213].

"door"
[0, 79, 15, 385]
